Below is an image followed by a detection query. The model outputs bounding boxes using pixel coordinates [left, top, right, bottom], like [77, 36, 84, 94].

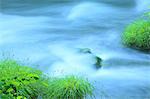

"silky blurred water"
[0, 0, 150, 99]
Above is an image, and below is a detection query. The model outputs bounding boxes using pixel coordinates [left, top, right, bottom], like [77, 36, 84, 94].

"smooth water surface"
[0, 0, 150, 99]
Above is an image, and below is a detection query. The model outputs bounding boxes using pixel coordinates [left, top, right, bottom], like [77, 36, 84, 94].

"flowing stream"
[0, 0, 150, 99]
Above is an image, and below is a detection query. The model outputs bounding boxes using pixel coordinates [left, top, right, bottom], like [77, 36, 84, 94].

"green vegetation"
[122, 20, 150, 51]
[0, 59, 48, 99]
[46, 76, 94, 99]
[0, 59, 94, 99]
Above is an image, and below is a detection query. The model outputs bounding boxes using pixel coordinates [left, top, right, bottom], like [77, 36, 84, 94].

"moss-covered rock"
[122, 20, 150, 51]
[79, 48, 102, 68]
[94, 56, 102, 69]
[79, 48, 92, 54]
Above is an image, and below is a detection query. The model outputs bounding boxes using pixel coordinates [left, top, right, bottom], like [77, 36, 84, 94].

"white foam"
[67, 2, 117, 20]
[47, 45, 96, 77]
[0, 13, 48, 44]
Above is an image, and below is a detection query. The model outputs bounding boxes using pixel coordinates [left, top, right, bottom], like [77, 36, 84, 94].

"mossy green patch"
[0, 59, 94, 99]
[46, 76, 94, 99]
[122, 20, 150, 51]
[0, 60, 47, 99]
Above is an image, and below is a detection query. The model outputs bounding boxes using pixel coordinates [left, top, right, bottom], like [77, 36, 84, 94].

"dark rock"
[79, 48, 102, 69]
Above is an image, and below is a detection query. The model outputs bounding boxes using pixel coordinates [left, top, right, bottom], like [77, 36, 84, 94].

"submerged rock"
[95, 56, 102, 69]
[79, 48, 92, 54]
[79, 48, 102, 69]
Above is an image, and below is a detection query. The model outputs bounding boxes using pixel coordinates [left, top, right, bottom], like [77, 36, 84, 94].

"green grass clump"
[122, 20, 150, 51]
[0, 59, 94, 99]
[46, 76, 94, 99]
[0, 59, 48, 99]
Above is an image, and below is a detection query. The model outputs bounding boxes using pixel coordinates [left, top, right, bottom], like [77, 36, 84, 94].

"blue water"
[0, 0, 150, 99]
